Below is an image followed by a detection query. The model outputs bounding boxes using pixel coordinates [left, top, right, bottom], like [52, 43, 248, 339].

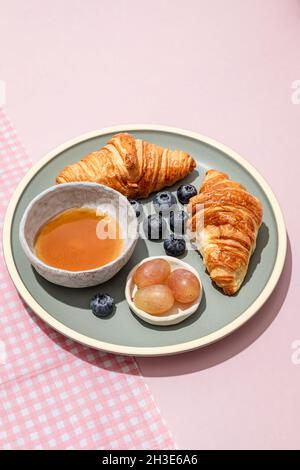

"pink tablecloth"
[0, 108, 175, 450]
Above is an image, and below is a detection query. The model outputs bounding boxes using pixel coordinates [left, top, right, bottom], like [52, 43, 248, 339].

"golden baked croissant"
[188, 170, 263, 295]
[56, 133, 196, 198]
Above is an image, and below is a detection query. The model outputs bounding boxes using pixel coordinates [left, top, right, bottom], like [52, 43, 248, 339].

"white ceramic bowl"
[19, 183, 138, 288]
[125, 255, 202, 326]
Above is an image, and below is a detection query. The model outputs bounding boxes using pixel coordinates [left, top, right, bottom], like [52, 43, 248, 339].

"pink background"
[1, 0, 299, 449]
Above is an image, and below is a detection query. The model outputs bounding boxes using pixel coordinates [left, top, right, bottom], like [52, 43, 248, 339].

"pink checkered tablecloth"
[0, 108, 175, 450]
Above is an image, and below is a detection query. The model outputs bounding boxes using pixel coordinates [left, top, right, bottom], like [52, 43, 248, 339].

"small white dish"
[19, 182, 138, 288]
[125, 255, 202, 326]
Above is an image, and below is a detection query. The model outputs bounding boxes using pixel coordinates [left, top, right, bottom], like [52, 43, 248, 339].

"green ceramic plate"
[3, 125, 286, 356]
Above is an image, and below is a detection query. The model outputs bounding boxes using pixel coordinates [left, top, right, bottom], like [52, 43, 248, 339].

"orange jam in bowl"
[35, 207, 124, 271]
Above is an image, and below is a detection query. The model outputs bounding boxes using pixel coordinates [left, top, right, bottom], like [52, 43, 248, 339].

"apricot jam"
[35, 207, 123, 271]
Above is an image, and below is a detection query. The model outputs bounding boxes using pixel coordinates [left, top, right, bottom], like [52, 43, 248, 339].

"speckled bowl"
[19, 183, 138, 288]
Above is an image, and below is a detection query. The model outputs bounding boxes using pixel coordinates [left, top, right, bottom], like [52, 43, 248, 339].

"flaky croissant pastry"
[188, 170, 263, 295]
[56, 133, 196, 198]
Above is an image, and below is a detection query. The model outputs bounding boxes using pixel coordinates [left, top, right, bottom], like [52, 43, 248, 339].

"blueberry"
[143, 214, 167, 240]
[90, 293, 114, 318]
[177, 184, 197, 205]
[153, 191, 177, 215]
[129, 199, 144, 221]
[169, 210, 188, 235]
[163, 234, 186, 257]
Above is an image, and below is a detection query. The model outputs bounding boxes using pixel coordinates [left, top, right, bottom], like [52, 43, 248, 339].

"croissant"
[56, 133, 196, 199]
[188, 170, 263, 295]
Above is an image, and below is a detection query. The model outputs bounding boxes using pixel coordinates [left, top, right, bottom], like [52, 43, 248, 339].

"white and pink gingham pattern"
[0, 108, 175, 450]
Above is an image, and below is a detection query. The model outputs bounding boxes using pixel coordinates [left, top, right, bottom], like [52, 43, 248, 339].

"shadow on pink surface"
[18, 236, 291, 377]
[140, 236, 292, 376]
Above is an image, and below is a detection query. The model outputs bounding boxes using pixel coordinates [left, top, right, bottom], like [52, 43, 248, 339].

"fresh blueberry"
[177, 184, 197, 205]
[90, 293, 114, 318]
[129, 199, 144, 221]
[143, 214, 167, 240]
[153, 191, 177, 215]
[163, 234, 186, 257]
[169, 210, 188, 235]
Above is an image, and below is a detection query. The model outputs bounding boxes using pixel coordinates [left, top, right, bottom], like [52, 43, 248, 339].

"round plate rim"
[3, 124, 287, 356]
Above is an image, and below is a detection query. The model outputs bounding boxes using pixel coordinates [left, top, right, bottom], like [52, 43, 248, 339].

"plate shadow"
[138, 234, 292, 377]
[18, 235, 291, 378]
